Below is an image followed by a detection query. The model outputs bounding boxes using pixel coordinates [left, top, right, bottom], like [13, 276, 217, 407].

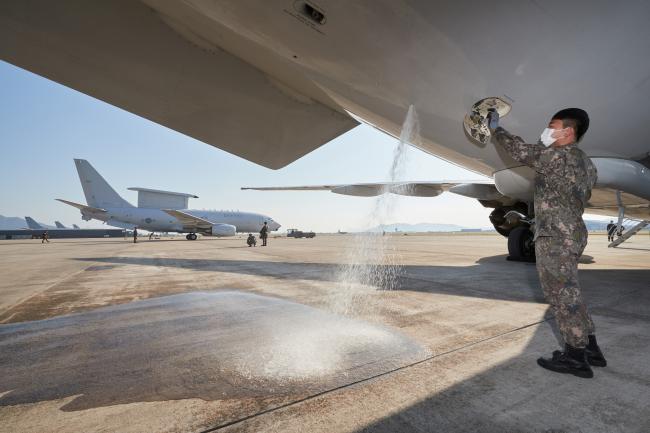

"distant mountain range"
[585, 220, 610, 231]
[0, 215, 125, 230]
[365, 220, 640, 233]
[1, 214, 643, 233]
[367, 223, 485, 233]
[583, 220, 648, 231]
[0, 215, 56, 230]
[0, 215, 25, 229]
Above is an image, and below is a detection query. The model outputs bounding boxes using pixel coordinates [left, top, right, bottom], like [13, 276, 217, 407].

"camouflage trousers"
[535, 236, 595, 348]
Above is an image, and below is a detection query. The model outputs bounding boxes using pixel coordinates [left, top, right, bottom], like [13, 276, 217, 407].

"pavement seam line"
[0, 243, 133, 322]
[0, 267, 91, 323]
[198, 318, 549, 432]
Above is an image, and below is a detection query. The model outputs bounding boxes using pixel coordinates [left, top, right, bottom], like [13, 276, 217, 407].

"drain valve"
[295, 1, 326, 25]
[463, 97, 512, 144]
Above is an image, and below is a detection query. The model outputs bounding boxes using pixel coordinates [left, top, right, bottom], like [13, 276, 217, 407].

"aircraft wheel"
[490, 204, 530, 238]
[507, 226, 536, 262]
[190, 233, 197, 240]
[489, 207, 512, 237]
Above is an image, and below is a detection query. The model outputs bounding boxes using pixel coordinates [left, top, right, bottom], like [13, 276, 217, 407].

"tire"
[490, 207, 512, 237]
[507, 226, 536, 262]
[490, 204, 529, 238]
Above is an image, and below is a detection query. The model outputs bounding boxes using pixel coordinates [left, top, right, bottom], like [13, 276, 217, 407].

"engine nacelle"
[210, 223, 236, 237]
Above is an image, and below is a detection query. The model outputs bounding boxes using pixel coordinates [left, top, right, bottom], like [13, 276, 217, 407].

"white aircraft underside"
[1, 1, 649, 223]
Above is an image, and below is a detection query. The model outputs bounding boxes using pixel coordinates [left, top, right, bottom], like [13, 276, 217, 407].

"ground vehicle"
[287, 229, 316, 239]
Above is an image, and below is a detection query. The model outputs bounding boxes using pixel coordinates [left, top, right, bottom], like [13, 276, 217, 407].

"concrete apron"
[0, 291, 429, 423]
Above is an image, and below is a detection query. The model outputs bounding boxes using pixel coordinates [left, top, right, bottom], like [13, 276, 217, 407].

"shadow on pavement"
[2, 254, 647, 431]
[352, 320, 650, 433]
[73, 256, 649, 308]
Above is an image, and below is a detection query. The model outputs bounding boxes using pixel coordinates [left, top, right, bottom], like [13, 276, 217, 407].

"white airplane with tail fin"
[23, 217, 44, 230]
[58, 160, 280, 240]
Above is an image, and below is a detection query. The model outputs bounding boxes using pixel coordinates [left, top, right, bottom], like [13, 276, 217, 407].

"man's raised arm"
[488, 110, 543, 169]
[493, 127, 543, 168]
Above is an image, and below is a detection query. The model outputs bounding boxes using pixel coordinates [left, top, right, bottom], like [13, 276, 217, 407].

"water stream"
[329, 105, 420, 315]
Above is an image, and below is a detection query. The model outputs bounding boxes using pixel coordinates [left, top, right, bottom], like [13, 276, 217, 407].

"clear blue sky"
[1, 60, 591, 232]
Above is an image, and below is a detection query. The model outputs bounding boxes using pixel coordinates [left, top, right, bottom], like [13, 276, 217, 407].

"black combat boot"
[537, 344, 594, 378]
[585, 335, 607, 367]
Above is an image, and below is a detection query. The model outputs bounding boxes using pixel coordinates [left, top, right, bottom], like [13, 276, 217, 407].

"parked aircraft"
[24, 217, 45, 230]
[15, 217, 123, 239]
[57, 160, 280, 240]
[25, 218, 71, 231]
[2, 1, 648, 256]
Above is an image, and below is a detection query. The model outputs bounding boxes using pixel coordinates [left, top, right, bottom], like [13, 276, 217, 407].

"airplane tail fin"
[25, 216, 44, 229]
[55, 221, 66, 229]
[73, 224, 80, 229]
[74, 159, 133, 209]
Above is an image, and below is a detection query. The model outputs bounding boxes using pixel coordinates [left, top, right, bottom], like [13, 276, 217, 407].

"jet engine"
[210, 223, 236, 237]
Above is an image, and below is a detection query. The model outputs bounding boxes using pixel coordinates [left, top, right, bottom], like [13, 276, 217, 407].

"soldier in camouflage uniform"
[489, 108, 607, 378]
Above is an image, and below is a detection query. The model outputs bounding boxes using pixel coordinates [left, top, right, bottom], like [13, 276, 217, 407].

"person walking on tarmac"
[606, 220, 614, 241]
[41, 230, 50, 243]
[489, 108, 606, 378]
[259, 222, 269, 247]
[133, 227, 138, 244]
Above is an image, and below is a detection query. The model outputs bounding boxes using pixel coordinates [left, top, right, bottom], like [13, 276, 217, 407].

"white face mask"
[539, 128, 557, 147]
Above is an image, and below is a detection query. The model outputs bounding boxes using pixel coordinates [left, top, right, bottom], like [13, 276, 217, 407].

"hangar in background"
[0, 228, 124, 240]
[0, 217, 124, 240]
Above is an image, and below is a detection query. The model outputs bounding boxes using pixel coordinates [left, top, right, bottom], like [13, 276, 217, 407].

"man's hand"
[487, 108, 499, 131]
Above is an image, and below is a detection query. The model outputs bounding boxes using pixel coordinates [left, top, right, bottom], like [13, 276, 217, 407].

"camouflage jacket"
[493, 127, 597, 241]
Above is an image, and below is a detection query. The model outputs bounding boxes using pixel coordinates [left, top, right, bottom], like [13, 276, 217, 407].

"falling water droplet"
[329, 105, 420, 315]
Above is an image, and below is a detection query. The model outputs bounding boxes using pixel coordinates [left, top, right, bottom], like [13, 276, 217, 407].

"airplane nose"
[272, 222, 281, 230]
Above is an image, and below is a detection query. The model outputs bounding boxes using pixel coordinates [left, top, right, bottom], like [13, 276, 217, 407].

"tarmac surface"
[0, 233, 648, 433]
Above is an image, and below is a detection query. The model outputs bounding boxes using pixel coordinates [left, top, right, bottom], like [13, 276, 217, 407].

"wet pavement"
[1, 291, 427, 414]
[0, 233, 648, 432]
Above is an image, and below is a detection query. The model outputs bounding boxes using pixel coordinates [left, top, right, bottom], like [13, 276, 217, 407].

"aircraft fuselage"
[146, 0, 650, 216]
[85, 208, 280, 234]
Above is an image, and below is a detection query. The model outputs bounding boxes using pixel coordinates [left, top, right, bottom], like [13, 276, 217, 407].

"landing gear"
[185, 233, 197, 240]
[489, 204, 536, 262]
[489, 203, 529, 237]
[507, 226, 535, 262]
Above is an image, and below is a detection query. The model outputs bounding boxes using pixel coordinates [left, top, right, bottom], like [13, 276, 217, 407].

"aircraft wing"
[243, 180, 504, 200]
[56, 199, 107, 214]
[0, 1, 358, 170]
[162, 210, 213, 230]
[586, 188, 650, 221]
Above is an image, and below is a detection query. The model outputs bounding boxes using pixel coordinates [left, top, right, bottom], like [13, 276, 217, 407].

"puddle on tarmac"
[0, 292, 429, 412]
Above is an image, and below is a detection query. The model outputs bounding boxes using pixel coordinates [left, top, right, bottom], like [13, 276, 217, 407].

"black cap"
[551, 108, 589, 141]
